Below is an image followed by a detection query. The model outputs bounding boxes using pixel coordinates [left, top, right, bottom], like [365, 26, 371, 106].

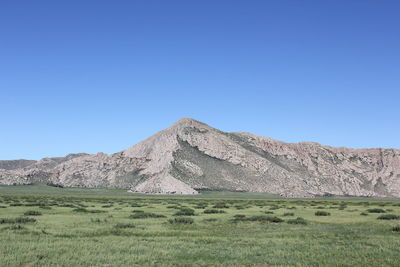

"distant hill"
[1, 118, 399, 197]
[0, 159, 36, 170]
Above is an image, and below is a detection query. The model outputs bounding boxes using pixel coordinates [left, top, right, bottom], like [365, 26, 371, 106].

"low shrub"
[113, 223, 135, 229]
[212, 203, 229, 209]
[0, 217, 36, 224]
[315, 211, 330, 216]
[72, 207, 88, 213]
[132, 210, 145, 213]
[392, 225, 400, 232]
[59, 204, 76, 208]
[129, 212, 166, 219]
[89, 210, 106, 213]
[73, 208, 106, 213]
[46, 182, 64, 188]
[233, 215, 284, 223]
[166, 205, 181, 209]
[264, 211, 274, 214]
[194, 203, 208, 209]
[203, 218, 218, 222]
[174, 208, 195, 216]
[23, 203, 43, 207]
[23, 210, 42, 216]
[2, 224, 26, 230]
[168, 217, 194, 224]
[247, 215, 284, 223]
[269, 205, 281, 210]
[367, 208, 386, 213]
[283, 212, 295, 216]
[377, 214, 400, 220]
[360, 212, 369, 216]
[131, 203, 144, 207]
[287, 217, 308, 225]
[90, 218, 108, 223]
[203, 209, 225, 214]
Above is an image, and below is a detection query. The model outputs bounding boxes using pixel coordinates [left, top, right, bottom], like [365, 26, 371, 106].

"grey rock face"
[0, 160, 36, 170]
[1, 118, 399, 197]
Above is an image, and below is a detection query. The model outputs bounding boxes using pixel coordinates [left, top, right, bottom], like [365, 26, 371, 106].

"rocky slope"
[1, 118, 399, 197]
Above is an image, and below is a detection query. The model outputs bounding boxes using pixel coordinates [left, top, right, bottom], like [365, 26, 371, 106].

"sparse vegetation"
[0, 184, 400, 266]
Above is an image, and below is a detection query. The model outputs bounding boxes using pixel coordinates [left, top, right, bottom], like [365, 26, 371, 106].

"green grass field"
[0, 184, 400, 266]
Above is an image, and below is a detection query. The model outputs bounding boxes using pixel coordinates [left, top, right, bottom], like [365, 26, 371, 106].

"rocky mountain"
[1, 118, 399, 197]
[0, 159, 36, 170]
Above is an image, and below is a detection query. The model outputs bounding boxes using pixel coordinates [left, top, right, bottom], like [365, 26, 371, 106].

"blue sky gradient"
[1, 0, 399, 159]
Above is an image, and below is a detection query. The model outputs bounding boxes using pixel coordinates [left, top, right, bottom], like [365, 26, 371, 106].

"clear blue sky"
[1, 0, 399, 160]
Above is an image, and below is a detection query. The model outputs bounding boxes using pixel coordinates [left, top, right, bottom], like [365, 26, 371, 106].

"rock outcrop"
[1, 118, 399, 197]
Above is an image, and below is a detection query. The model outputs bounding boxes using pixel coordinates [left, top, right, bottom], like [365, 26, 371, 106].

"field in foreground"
[0, 185, 400, 266]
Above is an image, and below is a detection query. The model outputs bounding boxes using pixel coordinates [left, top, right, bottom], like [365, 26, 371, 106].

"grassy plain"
[0, 184, 400, 266]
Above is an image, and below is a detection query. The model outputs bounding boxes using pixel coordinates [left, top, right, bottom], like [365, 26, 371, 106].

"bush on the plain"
[315, 211, 330, 216]
[23, 210, 42, 216]
[168, 217, 194, 224]
[287, 217, 308, 225]
[377, 214, 400, 220]
[174, 208, 195, 216]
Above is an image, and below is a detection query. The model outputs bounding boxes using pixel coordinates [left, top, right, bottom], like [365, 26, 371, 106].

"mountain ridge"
[1, 118, 399, 197]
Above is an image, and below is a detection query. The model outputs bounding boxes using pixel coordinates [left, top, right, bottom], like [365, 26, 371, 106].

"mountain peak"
[171, 118, 208, 129]
[174, 117, 199, 124]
